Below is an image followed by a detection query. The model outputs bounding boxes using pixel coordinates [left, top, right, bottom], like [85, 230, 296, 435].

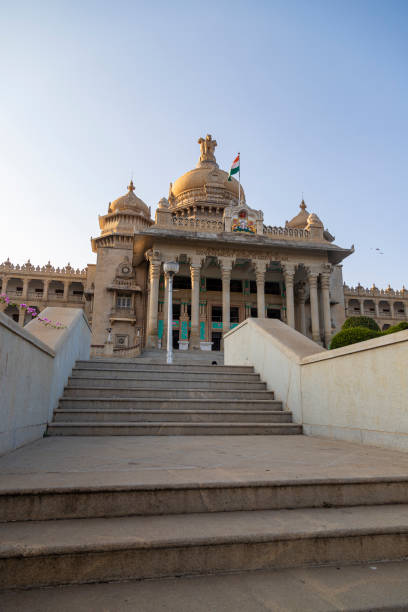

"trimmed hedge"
[342, 316, 380, 332]
[382, 321, 408, 334]
[330, 326, 381, 350]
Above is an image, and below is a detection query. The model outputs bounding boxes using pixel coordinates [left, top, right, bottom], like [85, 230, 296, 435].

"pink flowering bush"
[0, 294, 65, 329]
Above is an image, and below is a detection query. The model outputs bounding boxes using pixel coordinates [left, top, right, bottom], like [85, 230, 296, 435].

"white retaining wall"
[224, 318, 408, 452]
[0, 308, 90, 455]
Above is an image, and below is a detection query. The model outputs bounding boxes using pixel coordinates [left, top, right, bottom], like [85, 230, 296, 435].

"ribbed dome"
[171, 165, 244, 200]
[286, 200, 309, 229]
[110, 181, 150, 217]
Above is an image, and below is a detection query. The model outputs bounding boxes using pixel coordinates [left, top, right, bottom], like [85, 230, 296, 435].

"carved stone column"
[22, 278, 29, 300]
[297, 283, 306, 335]
[146, 256, 162, 348]
[63, 280, 70, 302]
[18, 307, 25, 326]
[321, 268, 332, 348]
[375, 300, 380, 318]
[307, 269, 321, 344]
[254, 261, 266, 318]
[1, 276, 9, 296]
[220, 258, 233, 346]
[190, 260, 201, 350]
[43, 279, 50, 301]
[161, 273, 169, 349]
[283, 264, 296, 328]
[359, 299, 364, 315]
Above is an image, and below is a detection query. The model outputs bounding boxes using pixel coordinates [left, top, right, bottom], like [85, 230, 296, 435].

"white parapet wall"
[0, 308, 90, 455]
[224, 318, 408, 452]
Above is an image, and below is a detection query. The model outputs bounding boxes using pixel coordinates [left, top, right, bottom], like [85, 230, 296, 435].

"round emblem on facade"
[122, 266, 130, 274]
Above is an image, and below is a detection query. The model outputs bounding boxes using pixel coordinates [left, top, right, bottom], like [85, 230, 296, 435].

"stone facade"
[1, 135, 406, 351]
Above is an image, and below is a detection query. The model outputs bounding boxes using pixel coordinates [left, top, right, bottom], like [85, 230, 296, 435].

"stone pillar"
[220, 258, 233, 345]
[308, 269, 321, 344]
[43, 279, 50, 301]
[18, 307, 25, 326]
[282, 264, 296, 328]
[359, 299, 364, 315]
[375, 301, 380, 318]
[190, 260, 201, 350]
[63, 280, 70, 302]
[146, 259, 162, 348]
[297, 283, 306, 335]
[321, 270, 332, 348]
[1, 276, 9, 296]
[254, 261, 266, 318]
[22, 278, 29, 300]
[162, 273, 169, 349]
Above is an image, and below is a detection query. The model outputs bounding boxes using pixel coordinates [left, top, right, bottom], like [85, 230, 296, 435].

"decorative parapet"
[171, 216, 224, 233]
[264, 226, 311, 240]
[0, 259, 87, 277]
[344, 283, 408, 299]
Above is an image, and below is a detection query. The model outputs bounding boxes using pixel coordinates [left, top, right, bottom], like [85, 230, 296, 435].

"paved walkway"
[2, 434, 408, 491]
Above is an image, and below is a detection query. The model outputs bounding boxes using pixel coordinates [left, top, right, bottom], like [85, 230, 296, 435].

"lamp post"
[163, 261, 179, 364]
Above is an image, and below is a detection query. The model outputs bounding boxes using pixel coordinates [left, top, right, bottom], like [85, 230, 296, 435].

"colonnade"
[145, 254, 334, 349]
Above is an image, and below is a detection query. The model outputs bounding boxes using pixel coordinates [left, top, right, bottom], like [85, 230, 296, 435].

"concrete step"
[58, 398, 283, 411]
[68, 377, 267, 390]
[2, 504, 408, 588]
[3, 475, 408, 523]
[46, 422, 302, 436]
[63, 387, 275, 400]
[4, 561, 408, 611]
[53, 409, 291, 424]
[75, 361, 253, 374]
[71, 368, 260, 383]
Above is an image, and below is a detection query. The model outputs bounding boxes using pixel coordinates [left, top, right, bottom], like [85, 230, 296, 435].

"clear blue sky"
[1, 0, 407, 288]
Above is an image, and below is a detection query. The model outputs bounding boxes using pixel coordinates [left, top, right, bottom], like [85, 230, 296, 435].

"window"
[230, 307, 240, 323]
[73, 290, 84, 296]
[206, 277, 222, 292]
[211, 306, 222, 321]
[230, 280, 243, 293]
[16, 286, 23, 292]
[173, 276, 191, 290]
[251, 307, 258, 317]
[265, 282, 280, 295]
[55, 289, 64, 295]
[35, 288, 43, 294]
[116, 294, 131, 308]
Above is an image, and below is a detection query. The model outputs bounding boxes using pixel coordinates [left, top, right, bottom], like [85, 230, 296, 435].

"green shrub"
[342, 316, 380, 332]
[382, 321, 408, 335]
[329, 326, 381, 350]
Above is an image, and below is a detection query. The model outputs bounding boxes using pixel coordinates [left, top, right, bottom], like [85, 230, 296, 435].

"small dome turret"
[110, 180, 150, 218]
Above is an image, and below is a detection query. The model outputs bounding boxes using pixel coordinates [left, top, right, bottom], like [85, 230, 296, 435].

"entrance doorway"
[212, 331, 222, 351]
[172, 329, 179, 349]
[267, 308, 281, 319]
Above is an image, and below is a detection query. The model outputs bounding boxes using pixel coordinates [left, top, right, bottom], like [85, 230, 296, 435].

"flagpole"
[238, 152, 241, 206]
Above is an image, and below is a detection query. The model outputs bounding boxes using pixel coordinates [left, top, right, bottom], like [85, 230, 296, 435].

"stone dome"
[110, 181, 150, 217]
[170, 134, 245, 204]
[171, 166, 244, 200]
[286, 200, 309, 229]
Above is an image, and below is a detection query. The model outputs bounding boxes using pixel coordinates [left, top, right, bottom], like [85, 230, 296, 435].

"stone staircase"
[47, 353, 302, 436]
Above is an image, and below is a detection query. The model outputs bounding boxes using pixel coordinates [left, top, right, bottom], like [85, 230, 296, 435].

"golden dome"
[110, 181, 150, 217]
[171, 166, 244, 200]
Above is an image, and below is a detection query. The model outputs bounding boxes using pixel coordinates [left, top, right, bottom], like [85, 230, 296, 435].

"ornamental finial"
[127, 180, 135, 192]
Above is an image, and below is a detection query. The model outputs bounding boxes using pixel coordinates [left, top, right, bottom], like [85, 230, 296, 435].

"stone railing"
[264, 226, 310, 240]
[113, 343, 141, 357]
[0, 259, 87, 277]
[344, 284, 407, 298]
[171, 217, 224, 233]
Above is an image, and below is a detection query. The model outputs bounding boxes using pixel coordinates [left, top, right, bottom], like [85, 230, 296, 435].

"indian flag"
[228, 153, 240, 181]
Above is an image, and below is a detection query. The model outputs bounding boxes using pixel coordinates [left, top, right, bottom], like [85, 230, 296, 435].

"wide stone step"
[68, 377, 267, 390]
[53, 409, 291, 424]
[3, 476, 408, 523]
[46, 422, 302, 436]
[71, 369, 260, 383]
[63, 387, 275, 400]
[2, 504, 408, 588]
[58, 398, 283, 411]
[75, 361, 253, 374]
